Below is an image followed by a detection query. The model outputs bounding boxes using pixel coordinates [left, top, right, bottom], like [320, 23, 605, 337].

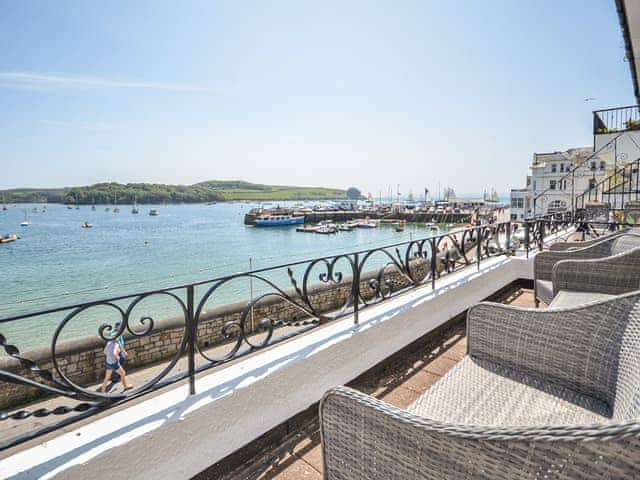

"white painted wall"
[1, 255, 535, 480]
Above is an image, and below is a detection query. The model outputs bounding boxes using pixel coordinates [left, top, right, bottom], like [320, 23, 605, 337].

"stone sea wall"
[0, 260, 432, 410]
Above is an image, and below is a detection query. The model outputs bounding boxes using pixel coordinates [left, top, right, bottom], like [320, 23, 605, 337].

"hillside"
[0, 181, 356, 204]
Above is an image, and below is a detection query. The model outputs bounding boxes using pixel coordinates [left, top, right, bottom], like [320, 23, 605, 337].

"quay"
[244, 210, 474, 225]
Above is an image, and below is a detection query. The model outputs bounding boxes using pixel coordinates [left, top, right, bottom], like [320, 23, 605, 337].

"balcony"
[593, 105, 640, 134]
[0, 220, 622, 479]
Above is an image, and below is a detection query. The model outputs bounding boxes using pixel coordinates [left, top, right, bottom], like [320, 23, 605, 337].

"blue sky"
[0, 0, 635, 196]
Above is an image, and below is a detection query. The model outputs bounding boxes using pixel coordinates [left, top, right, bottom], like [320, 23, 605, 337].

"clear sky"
[0, 0, 635, 196]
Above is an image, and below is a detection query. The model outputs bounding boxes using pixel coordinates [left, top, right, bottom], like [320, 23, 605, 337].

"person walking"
[109, 321, 128, 384]
[98, 334, 133, 392]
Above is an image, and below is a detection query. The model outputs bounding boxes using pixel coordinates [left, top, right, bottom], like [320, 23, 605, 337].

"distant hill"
[0, 181, 356, 204]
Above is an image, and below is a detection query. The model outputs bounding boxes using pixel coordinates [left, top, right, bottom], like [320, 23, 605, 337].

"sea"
[0, 202, 451, 351]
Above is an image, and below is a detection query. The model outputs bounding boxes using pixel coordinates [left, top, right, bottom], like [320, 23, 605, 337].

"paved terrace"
[208, 287, 535, 480]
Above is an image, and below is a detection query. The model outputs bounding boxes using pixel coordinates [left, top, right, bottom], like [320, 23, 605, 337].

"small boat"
[254, 215, 303, 226]
[32, 207, 38, 213]
[105, 207, 110, 212]
[149, 209, 159, 216]
[113, 207, 120, 213]
[132, 196, 139, 214]
[113, 193, 120, 213]
[0, 233, 17, 244]
[315, 225, 338, 234]
[395, 224, 405, 232]
[296, 226, 317, 233]
[357, 222, 377, 229]
[91, 205, 96, 211]
[338, 224, 354, 232]
[446, 223, 455, 228]
[2, 205, 6, 211]
[81, 221, 93, 228]
[20, 209, 29, 227]
[430, 226, 439, 232]
[67, 205, 74, 210]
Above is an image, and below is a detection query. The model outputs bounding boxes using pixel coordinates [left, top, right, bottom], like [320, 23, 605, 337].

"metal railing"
[594, 105, 640, 134]
[575, 158, 640, 210]
[0, 222, 518, 450]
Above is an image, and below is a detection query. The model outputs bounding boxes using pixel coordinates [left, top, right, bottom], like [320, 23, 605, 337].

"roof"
[617, 0, 640, 104]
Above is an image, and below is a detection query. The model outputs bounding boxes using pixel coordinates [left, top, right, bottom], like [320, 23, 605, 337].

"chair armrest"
[320, 386, 640, 480]
[534, 244, 610, 281]
[467, 293, 640, 404]
[552, 247, 640, 296]
[548, 229, 629, 252]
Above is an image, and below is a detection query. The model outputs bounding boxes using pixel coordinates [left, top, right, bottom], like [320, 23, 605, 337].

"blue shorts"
[105, 361, 121, 371]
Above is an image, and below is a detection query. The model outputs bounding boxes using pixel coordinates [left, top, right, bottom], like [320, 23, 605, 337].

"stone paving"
[220, 287, 536, 480]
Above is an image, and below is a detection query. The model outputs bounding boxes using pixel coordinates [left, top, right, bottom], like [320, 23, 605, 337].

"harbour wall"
[244, 211, 474, 225]
[0, 261, 433, 410]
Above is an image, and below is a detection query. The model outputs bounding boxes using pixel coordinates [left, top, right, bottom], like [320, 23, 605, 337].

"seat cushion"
[407, 356, 610, 427]
[549, 290, 616, 308]
[535, 279, 553, 305]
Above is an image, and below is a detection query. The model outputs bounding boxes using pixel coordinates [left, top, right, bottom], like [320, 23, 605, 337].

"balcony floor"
[216, 286, 536, 480]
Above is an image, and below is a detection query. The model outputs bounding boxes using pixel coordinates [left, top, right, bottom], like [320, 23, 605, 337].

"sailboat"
[20, 209, 30, 227]
[131, 195, 139, 214]
[91, 197, 96, 211]
[2, 195, 7, 211]
[113, 193, 120, 213]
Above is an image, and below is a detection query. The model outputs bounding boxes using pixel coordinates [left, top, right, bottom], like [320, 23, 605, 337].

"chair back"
[612, 296, 640, 420]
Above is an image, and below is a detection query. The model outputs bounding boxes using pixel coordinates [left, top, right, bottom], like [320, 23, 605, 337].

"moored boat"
[81, 221, 93, 228]
[0, 233, 17, 243]
[254, 215, 304, 226]
[149, 209, 159, 216]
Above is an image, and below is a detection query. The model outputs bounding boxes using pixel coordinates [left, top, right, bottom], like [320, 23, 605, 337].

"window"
[550, 180, 557, 190]
[510, 198, 524, 209]
[589, 178, 597, 189]
[533, 180, 536, 191]
[551, 163, 557, 173]
[590, 161, 597, 171]
[560, 163, 564, 172]
[563, 179, 567, 190]
[600, 161, 606, 171]
[548, 200, 567, 212]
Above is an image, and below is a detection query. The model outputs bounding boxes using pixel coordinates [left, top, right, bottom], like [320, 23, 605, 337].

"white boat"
[81, 221, 93, 228]
[149, 209, 159, 216]
[20, 209, 29, 226]
[132, 196, 139, 214]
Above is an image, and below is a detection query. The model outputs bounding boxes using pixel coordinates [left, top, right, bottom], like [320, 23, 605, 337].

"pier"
[244, 210, 474, 225]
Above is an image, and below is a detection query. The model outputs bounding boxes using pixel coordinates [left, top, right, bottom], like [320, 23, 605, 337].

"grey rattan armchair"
[548, 228, 630, 251]
[534, 233, 640, 305]
[321, 292, 640, 480]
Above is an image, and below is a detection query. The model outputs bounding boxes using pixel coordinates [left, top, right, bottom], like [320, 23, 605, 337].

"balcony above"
[593, 105, 640, 135]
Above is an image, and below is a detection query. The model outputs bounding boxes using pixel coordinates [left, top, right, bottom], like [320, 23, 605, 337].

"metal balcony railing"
[593, 105, 640, 134]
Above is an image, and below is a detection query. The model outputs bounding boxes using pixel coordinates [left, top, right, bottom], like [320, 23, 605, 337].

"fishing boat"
[0, 233, 17, 244]
[149, 209, 159, 216]
[254, 215, 303, 226]
[81, 221, 93, 228]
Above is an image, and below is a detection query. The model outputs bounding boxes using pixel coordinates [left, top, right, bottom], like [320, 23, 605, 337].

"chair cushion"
[535, 279, 553, 305]
[407, 356, 610, 427]
[549, 290, 616, 308]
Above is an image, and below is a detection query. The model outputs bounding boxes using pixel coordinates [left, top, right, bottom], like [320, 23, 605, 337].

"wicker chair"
[548, 228, 630, 252]
[534, 233, 640, 306]
[548, 246, 640, 307]
[321, 292, 640, 479]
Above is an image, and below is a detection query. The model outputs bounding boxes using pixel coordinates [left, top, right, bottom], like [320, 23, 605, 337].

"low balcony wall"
[1, 253, 534, 480]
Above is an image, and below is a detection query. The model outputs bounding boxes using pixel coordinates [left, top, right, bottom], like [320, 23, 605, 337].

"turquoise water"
[0, 203, 447, 351]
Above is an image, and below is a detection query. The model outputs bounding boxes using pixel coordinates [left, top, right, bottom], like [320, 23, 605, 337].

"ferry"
[254, 215, 304, 226]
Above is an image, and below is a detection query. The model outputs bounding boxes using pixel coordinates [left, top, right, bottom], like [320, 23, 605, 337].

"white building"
[511, 146, 617, 218]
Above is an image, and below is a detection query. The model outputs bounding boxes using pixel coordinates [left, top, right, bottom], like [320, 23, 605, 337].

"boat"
[296, 226, 317, 233]
[32, 207, 38, 213]
[430, 226, 439, 232]
[395, 224, 405, 232]
[20, 209, 29, 227]
[132, 196, 139, 214]
[105, 207, 110, 212]
[113, 193, 120, 213]
[0, 233, 17, 244]
[81, 221, 93, 228]
[315, 224, 338, 234]
[149, 209, 159, 216]
[92, 205, 96, 211]
[67, 205, 74, 210]
[357, 221, 377, 229]
[338, 224, 354, 232]
[254, 215, 304, 226]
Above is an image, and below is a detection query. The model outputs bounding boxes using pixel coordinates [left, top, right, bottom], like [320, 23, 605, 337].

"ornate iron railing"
[0, 220, 556, 450]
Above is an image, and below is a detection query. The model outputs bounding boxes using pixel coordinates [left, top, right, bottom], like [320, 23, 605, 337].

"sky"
[0, 0, 636, 196]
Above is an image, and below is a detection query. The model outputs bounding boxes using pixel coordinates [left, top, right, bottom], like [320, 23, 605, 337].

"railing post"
[353, 253, 360, 325]
[430, 237, 436, 290]
[187, 284, 196, 395]
[525, 222, 530, 258]
[506, 222, 512, 253]
[476, 227, 481, 271]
